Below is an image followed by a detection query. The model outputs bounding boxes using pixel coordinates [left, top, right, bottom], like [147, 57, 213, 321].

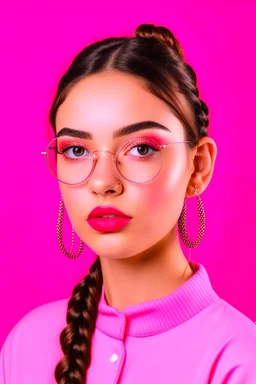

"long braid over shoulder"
[54, 257, 102, 383]
[50, 23, 211, 384]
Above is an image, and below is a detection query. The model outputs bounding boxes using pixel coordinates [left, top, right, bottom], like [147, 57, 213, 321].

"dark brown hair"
[49, 23, 210, 384]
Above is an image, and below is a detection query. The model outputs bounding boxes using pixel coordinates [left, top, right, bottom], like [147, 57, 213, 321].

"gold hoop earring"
[56, 196, 84, 259]
[178, 186, 206, 248]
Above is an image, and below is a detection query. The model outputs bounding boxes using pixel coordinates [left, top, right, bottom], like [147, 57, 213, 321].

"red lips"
[87, 206, 132, 232]
[87, 206, 131, 220]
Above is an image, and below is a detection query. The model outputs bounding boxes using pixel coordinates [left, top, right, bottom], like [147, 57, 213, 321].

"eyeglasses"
[41, 136, 192, 185]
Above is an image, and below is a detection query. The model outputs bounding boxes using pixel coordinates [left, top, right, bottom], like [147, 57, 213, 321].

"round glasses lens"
[46, 137, 94, 185]
[116, 138, 162, 183]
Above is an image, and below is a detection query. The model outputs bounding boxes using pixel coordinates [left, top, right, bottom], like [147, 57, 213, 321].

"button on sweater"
[1, 262, 256, 383]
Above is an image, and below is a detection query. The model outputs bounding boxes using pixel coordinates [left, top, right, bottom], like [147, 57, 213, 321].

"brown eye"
[137, 145, 149, 156]
[126, 144, 157, 157]
[71, 146, 85, 157]
[60, 145, 90, 159]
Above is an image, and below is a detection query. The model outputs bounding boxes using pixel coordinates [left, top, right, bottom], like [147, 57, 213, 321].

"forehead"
[55, 70, 185, 140]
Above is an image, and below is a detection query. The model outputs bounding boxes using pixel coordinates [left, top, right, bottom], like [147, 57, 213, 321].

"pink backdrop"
[1, 0, 255, 348]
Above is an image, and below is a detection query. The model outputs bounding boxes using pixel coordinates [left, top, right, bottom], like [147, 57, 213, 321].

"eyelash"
[57, 142, 89, 155]
[56, 139, 160, 159]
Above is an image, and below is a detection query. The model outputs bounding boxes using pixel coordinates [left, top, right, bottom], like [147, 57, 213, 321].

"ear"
[186, 137, 218, 197]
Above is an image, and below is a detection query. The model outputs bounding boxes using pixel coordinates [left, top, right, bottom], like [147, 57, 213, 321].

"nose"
[87, 150, 122, 196]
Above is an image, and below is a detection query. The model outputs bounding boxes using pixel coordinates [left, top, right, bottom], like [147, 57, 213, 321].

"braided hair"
[49, 23, 210, 384]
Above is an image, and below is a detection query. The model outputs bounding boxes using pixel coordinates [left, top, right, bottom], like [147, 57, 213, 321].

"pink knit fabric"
[1, 262, 256, 383]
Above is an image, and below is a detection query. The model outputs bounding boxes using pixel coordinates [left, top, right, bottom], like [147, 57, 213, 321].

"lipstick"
[87, 206, 132, 232]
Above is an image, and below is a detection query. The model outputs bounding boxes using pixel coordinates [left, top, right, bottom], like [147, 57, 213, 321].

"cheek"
[58, 184, 84, 224]
[144, 160, 187, 208]
[138, 159, 189, 233]
[142, 182, 184, 222]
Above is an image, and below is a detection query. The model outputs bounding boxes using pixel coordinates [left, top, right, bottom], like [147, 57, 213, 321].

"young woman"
[1, 23, 255, 384]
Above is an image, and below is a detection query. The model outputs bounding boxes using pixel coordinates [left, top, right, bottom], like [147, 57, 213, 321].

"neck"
[99, 229, 194, 312]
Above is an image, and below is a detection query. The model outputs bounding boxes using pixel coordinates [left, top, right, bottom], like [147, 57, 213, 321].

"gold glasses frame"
[41, 136, 193, 185]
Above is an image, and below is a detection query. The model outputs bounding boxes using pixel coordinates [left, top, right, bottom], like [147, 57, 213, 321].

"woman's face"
[55, 70, 195, 259]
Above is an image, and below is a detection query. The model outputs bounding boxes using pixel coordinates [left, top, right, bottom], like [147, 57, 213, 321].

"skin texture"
[55, 70, 217, 311]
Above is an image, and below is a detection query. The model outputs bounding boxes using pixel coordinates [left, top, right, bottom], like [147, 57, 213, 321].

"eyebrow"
[56, 120, 171, 139]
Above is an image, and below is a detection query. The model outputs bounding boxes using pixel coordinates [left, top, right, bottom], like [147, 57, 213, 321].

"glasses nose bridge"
[92, 148, 117, 162]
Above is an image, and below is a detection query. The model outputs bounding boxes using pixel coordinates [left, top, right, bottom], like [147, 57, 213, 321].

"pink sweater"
[1, 262, 256, 383]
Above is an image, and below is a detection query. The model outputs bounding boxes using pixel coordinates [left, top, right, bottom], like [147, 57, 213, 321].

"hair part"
[50, 23, 210, 383]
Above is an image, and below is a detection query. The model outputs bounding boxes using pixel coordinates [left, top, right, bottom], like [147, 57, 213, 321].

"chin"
[96, 244, 134, 260]
[85, 235, 144, 260]
[78, 224, 162, 260]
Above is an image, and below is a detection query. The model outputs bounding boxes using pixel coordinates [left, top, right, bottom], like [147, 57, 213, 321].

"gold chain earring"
[56, 196, 84, 259]
[178, 186, 206, 248]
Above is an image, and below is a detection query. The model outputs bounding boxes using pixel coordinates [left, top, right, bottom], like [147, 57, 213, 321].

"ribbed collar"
[95, 262, 219, 339]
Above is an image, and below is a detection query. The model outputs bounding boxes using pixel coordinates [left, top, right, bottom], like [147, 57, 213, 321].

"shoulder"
[0, 298, 69, 382]
[205, 296, 256, 353]
[220, 298, 256, 360]
[205, 297, 256, 382]
[2, 297, 69, 346]
[214, 297, 256, 338]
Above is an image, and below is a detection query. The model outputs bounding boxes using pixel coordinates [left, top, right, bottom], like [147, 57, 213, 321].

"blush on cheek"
[143, 168, 185, 213]
[59, 186, 82, 216]
[142, 184, 166, 211]
[143, 185, 183, 229]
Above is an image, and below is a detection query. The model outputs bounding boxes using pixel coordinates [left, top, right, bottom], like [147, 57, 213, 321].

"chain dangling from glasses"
[56, 195, 84, 259]
[178, 186, 206, 248]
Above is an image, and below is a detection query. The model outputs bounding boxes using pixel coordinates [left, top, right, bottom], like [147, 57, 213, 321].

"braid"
[54, 257, 103, 384]
[135, 23, 210, 139]
[184, 63, 209, 137]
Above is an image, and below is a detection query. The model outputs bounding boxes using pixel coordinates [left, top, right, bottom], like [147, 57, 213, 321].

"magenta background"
[1, 0, 256, 348]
